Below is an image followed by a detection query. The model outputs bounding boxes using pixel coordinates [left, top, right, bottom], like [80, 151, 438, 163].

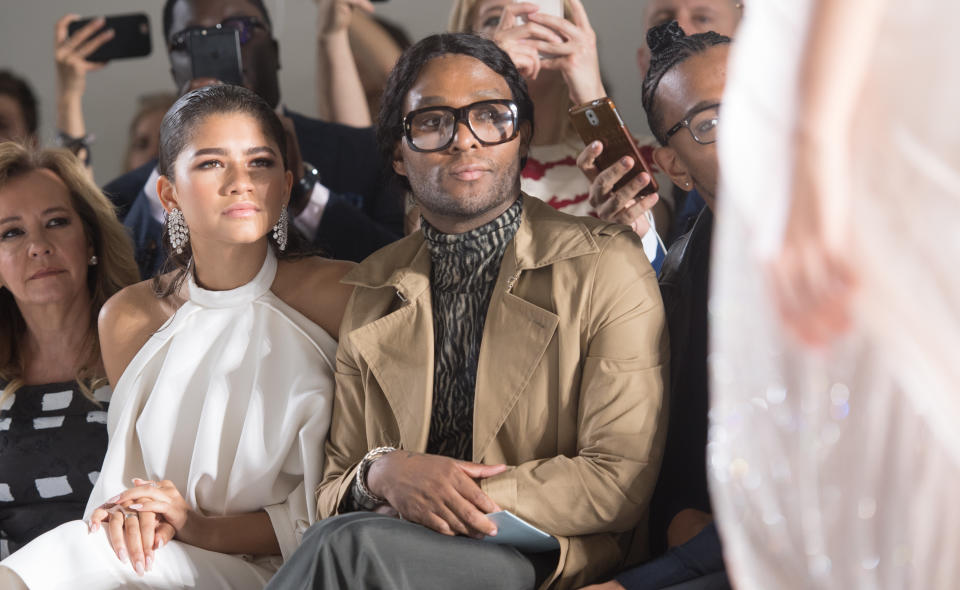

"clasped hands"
[87, 478, 196, 577]
[366, 450, 508, 539]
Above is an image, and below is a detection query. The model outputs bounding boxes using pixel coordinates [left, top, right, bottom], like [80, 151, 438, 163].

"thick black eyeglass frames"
[402, 99, 520, 153]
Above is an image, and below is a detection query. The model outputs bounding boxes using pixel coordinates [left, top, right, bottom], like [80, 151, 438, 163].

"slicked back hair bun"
[647, 20, 687, 55]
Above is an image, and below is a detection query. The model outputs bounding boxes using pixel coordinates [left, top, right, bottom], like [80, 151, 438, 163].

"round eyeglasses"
[403, 99, 519, 153]
[664, 102, 721, 145]
[169, 16, 268, 51]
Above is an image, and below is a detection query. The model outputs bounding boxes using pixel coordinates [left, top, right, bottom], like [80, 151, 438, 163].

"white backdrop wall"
[0, 0, 650, 184]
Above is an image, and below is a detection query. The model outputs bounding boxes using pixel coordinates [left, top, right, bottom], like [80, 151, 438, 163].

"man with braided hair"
[580, 22, 732, 590]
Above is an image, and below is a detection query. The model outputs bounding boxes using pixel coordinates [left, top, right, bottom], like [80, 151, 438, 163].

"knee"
[301, 512, 391, 556]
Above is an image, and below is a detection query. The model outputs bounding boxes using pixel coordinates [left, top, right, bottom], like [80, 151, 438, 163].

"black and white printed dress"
[0, 380, 110, 558]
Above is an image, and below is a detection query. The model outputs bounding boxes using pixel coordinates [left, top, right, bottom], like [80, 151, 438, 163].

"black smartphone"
[569, 97, 659, 195]
[188, 29, 244, 86]
[67, 13, 151, 63]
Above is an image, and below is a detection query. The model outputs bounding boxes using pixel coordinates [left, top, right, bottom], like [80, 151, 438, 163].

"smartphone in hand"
[67, 13, 151, 63]
[568, 97, 658, 195]
[188, 29, 244, 87]
[521, 0, 563, 18]
[483, 511, 559, 553]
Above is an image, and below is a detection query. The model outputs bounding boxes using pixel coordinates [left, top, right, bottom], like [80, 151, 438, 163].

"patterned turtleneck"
[421, 197, 523, 461]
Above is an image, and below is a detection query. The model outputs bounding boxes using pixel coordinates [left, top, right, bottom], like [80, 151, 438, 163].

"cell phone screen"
[188, 29, 244, 87]
[66, 13, 152, 63]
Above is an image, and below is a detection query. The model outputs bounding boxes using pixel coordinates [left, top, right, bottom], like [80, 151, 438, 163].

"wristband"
[55, 131, 95, 166]
[289, 161, 321, 217]
[299, 161, 320, 195]
[353, 446, 395, 509]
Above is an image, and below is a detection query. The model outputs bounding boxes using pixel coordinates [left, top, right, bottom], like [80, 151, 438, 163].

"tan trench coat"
[317, 195, 669, 589]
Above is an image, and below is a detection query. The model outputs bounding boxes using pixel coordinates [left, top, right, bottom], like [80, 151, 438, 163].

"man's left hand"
[367, 451, 507, 538]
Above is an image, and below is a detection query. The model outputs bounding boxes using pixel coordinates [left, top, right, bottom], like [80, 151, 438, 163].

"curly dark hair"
[641, 22, 731, 145]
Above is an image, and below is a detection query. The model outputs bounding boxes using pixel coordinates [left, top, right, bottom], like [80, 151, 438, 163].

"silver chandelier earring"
[167, 207, 189, 254]
[272, 207, 288, 252]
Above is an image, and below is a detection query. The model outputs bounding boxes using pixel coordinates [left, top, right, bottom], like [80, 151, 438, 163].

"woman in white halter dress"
[709, 0, 960, 588]
[0, 85, 353, 588]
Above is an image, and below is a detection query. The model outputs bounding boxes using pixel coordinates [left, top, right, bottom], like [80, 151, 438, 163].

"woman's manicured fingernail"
[135, 561, 145, 576]
[591, 140, 601, 149]
[118, 548, 128, 563]
[620, 156, 632, 165]
[146, 555, 154, 571]
[107, 494, 121, 503]
[128, 504, 143, 510]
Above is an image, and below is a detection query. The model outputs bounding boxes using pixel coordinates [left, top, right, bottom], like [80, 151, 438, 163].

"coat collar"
[342, 193, 600, 294]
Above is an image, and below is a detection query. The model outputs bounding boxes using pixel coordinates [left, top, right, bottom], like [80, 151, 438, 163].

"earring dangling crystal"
[272, 207, 288, 252]
[167, 207, 189, 254]
[88, 255, 98, 266]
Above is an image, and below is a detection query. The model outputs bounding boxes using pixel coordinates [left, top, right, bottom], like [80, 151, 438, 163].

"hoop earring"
[272, 207, 288, 252]
[168, 208, 189, 254]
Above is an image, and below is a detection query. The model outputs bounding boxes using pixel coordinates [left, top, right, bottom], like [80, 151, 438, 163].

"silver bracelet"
[354, 446, 396, 509]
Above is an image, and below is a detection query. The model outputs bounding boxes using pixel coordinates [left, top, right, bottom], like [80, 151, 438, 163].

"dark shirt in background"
[0, 381, 110, 558]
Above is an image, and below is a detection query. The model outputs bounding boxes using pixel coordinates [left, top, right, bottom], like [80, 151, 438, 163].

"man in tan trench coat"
[265, 33, 668, 590]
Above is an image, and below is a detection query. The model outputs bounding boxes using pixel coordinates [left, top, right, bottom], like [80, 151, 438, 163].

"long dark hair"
[154, 84, 302, 298]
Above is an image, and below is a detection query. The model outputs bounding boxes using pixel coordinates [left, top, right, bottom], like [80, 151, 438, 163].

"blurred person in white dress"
[709, 0, 960, 587]
[0, 84, 355, 589]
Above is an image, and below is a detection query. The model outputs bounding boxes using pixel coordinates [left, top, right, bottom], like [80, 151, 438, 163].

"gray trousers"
[266, 512, 557, 590]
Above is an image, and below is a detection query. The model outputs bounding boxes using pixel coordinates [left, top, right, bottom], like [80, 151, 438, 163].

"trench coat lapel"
[472, 248, 559, 462]
[472, 196, 600, 461]
[347, 242, 435, 453]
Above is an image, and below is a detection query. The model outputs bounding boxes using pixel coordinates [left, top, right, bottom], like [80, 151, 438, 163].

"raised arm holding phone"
[54, 14, 117, 170]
